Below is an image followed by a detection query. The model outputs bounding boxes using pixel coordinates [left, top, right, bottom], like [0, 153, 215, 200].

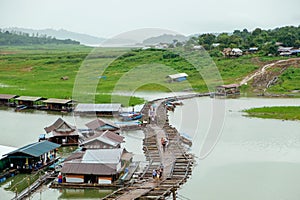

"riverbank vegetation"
[244, 106, 300, 121]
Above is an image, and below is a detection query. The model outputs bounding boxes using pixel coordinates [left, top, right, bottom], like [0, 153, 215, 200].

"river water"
[168, 97, 300, 200]
[0, 96, 300, 199]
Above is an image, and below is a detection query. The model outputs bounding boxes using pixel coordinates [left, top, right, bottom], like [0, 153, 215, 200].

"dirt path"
[239, 57, 300, 92]
[240, 58, 297, 86]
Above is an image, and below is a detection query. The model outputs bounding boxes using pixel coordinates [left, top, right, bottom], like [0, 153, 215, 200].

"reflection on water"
[169, 97, 300, 200]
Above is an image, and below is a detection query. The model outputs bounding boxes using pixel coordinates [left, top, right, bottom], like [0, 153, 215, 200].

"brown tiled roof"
[61, 162, 117, 175]
[44, 118, 76, 133]
[85, 118, 119, 130]
[83, 130, 124, 144]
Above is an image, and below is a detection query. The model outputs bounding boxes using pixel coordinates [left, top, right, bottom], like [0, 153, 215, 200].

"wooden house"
[74, 103, 121, 116]
[0, 94, 18, 106]
[5, 141, 60, 173]
[61, 148, 132, 184]
[216, 84, 240, 96]
[42, 98, 74, 112]
[85, 118, 120, 131]
[44, 118, 79, 146]
[80, 130, 124, 150]
[15, 96, 44, 108]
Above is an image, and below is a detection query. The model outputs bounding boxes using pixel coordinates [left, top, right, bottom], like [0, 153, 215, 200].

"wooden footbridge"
[102, 99, 194, 200]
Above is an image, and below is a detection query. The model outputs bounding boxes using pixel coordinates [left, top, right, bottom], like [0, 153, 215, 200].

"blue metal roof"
[5, 141, 60, 158]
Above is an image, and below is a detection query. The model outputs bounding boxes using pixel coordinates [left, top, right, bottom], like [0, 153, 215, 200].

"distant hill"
[0, 30, 79, 45]
[143, 34, 188, 45]
[4, 27, 105, 46]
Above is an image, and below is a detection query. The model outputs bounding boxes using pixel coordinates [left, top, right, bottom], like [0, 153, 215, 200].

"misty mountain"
[4, 27, 105, 46]
[143, 34, 188, 45]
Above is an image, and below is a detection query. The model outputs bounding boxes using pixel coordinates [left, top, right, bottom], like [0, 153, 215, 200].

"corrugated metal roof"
[15, 96, 43, 102]
[167, 73, 188, 80]
[74, 103, 121, 112]
[43, 98, 72, 104]
[0, 94, 18, 100]
[82, 149, 123, 164]
[5, 141, 60, 158]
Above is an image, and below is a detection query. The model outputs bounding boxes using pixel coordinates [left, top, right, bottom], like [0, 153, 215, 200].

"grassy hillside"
[0, 45, 299, 105]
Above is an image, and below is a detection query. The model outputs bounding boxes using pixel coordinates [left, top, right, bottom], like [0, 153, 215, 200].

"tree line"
[0, 29, 80, 45]
[186, 25, 300, 55]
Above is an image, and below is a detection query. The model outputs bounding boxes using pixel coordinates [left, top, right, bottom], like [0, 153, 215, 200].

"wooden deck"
[102, 99, 194, 200]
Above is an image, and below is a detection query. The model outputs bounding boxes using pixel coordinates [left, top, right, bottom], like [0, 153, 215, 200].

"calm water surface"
[1, 97, 300, 199]
[169, 97, 300, 200]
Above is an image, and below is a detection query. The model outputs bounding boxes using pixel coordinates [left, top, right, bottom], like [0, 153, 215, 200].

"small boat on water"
[15, 105, 27, 111]
[119, 112, 143, 121]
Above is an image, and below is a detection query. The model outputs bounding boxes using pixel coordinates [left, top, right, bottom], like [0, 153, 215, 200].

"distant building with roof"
[15, 96, 45, 108]
[61, 148, 132, 184]
[215, 84, 240, 96]
[74, 103, 121, 116]
[44, 118, 79, 146]
[42, 98, 74, 112]
[166, 73, 188, 82]
[0, 94, 18, 106]
[5, 141, 60, 173]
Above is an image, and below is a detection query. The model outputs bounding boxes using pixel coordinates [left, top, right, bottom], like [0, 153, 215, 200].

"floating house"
[0, 145, 17, 172]
[0, 94, 18, 106]
[61, 148, 132, 184]
[215, 84, 240, 96]
[44, 118, 79, 146]
[166, 73, 188, 82]
[85, 118, 120, 131]
[42, 98, 74, 112]
[15, 96, 45, 108]
[80, 130, 124, 150]
[5, 141, 60, 173]
[74, 103, 121, 116]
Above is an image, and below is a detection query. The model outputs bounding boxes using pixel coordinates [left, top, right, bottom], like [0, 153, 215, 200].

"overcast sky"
[0, 0, 299, 38]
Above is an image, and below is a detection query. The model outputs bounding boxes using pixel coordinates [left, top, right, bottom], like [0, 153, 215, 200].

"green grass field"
[244, 106, 300, 121]
[0, 45, 299, 105]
